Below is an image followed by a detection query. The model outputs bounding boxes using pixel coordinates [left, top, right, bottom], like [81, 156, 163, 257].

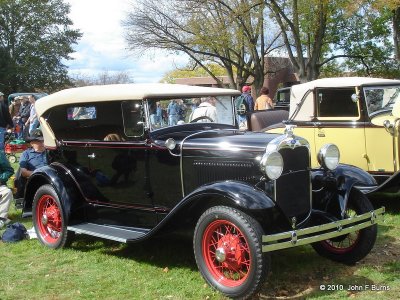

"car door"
[363, 85, 399, 177]
[313, 88, 369, 171]
[84, 100, 158, 228]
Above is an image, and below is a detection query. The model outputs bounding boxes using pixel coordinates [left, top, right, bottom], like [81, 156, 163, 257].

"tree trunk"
[393, 7, 400, 61]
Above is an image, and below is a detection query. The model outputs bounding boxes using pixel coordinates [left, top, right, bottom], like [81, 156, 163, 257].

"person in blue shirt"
[167, 100, 179, 126]
[19, 129, 48, 178]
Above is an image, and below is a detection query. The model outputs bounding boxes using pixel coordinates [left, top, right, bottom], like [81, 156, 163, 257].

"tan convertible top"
[36, 83, 240, 148]
[35, 83, 240, 117]
[290, 77, 400, 121]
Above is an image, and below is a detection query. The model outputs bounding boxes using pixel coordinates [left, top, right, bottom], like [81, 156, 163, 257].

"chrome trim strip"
[262, 207, 385, 252]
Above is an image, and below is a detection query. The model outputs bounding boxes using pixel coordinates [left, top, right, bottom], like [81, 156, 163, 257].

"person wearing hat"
[0, 91, 14, 149]
[0, 149, 14, 228]
[19, 129, 48, 179]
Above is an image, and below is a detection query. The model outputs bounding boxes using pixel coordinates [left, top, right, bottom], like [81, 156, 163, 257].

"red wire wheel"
[194, 206, 268, 299]
[202, 219, 251, 287]
[312, 189, 378, 264]
[320, 207, 361, 254]
[36, 194, 62, 244]
[320, 230, 361, 254]
[33, 184, 72, 249]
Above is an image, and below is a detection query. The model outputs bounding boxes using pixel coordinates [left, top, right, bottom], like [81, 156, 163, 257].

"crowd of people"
[0, 91, 45, 229]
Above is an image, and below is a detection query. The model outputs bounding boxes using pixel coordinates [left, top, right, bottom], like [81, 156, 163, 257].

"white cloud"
[65, 0, 188, 83]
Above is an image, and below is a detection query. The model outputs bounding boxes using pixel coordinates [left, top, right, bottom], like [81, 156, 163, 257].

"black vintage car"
[23, 84, 384, 299]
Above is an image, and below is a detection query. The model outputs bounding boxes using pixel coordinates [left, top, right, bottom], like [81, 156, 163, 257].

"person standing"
[0, 92, 14, 149]
[255, 87, 274, 110]
[0, 150, 14, 228]
[18, 96, 31, 139]
[167, 100, 179, 126]
[236, 86, 254, 128]
[9, 96, 22, 136]
[25, 95, 39, 135]
[156, 102, 162, 125]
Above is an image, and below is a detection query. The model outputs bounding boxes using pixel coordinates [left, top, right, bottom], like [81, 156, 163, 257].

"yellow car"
[266, 77, 400, 184]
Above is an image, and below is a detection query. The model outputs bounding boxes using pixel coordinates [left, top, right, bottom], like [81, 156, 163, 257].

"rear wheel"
[33, 184, 73, 249]
[312, 188, 377, 264]
[194, 206, 269, 299]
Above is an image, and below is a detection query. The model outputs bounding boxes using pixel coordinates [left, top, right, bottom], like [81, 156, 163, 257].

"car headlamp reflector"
[260, 151, 283, 180]
[317, 144, 340, 170]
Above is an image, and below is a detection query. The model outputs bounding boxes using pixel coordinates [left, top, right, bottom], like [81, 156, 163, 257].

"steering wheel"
[190, 116, 214, 123]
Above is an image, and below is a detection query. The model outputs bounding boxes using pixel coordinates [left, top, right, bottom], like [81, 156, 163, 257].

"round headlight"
[260, 151, 283, 180]
[317, 144, 340, 170]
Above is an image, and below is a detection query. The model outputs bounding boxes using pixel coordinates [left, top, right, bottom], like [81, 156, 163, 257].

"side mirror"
[383, 120, 394, 135]
[351, 94, 359, 103]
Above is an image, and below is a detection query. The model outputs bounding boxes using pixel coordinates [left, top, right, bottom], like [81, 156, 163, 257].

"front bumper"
[262, 207, 385, 252]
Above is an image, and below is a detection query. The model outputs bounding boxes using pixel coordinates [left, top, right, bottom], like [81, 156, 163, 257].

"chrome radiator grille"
[275, 146, 311, 222]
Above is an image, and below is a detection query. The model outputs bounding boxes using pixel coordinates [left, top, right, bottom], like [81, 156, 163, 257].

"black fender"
[311, 164, 377, 216]
[183, 180, 275, 210]
[366, 170, 400, 194]
[23, 163, 85, 222]
[151, 181, 276, 234]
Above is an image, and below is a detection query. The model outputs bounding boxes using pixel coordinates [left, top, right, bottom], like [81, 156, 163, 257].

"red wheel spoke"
[202, 219, 252, 287]
[36, 194, 62, 245]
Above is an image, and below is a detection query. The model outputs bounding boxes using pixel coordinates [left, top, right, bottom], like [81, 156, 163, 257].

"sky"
[65, 0, 188, 83]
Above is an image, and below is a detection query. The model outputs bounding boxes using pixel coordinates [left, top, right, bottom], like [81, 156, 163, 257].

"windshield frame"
[363, 84, 400, 117]
[145, 95, 237, 131]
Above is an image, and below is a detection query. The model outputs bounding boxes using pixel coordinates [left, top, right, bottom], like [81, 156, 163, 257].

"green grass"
[0, 162, 399, 299]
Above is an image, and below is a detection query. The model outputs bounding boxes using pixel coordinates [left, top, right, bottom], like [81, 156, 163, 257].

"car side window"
[121, 100, 144, 138]
[316, 88, 359, 119]
[46, 101, 125, 141]
[67, 106, 96, 120]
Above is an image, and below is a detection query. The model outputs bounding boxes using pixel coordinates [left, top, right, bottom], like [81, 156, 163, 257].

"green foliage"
[0, 0, 82, 94]
[161, 63, 227, 83]
[268, 0, 400, 80]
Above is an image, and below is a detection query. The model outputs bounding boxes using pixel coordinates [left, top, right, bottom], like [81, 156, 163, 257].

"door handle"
[88, 153, 96, 159]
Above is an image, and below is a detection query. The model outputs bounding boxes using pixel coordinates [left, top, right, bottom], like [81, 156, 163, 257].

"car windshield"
[147, 95, 235, 129]
[364, 85, 400, 115]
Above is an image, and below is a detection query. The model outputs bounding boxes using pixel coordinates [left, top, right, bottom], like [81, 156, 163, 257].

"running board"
[67, 223, 150, 243]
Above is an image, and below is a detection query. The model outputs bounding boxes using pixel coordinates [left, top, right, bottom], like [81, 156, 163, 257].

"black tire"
[193, 206, 270, 299]
[32, 184, 74, 249]
[312, 188, 377, 265]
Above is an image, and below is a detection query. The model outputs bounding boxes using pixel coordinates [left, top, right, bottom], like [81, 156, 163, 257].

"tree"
[70, 71, 133, 87]
[0, 0, 81, 94]
[267, 0, 400, 81]
[123, 0, 284, 92]
[373, 0, 400, 61]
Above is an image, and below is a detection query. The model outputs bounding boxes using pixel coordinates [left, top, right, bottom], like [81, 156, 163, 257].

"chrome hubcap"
[215, 247, 226, 262]
[41, 214, 48, 226]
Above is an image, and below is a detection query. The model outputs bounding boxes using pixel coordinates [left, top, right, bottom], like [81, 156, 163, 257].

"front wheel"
[193, 206, 269, 299]
[312, 188, 377, 265]
[33, 184, 73, 249]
